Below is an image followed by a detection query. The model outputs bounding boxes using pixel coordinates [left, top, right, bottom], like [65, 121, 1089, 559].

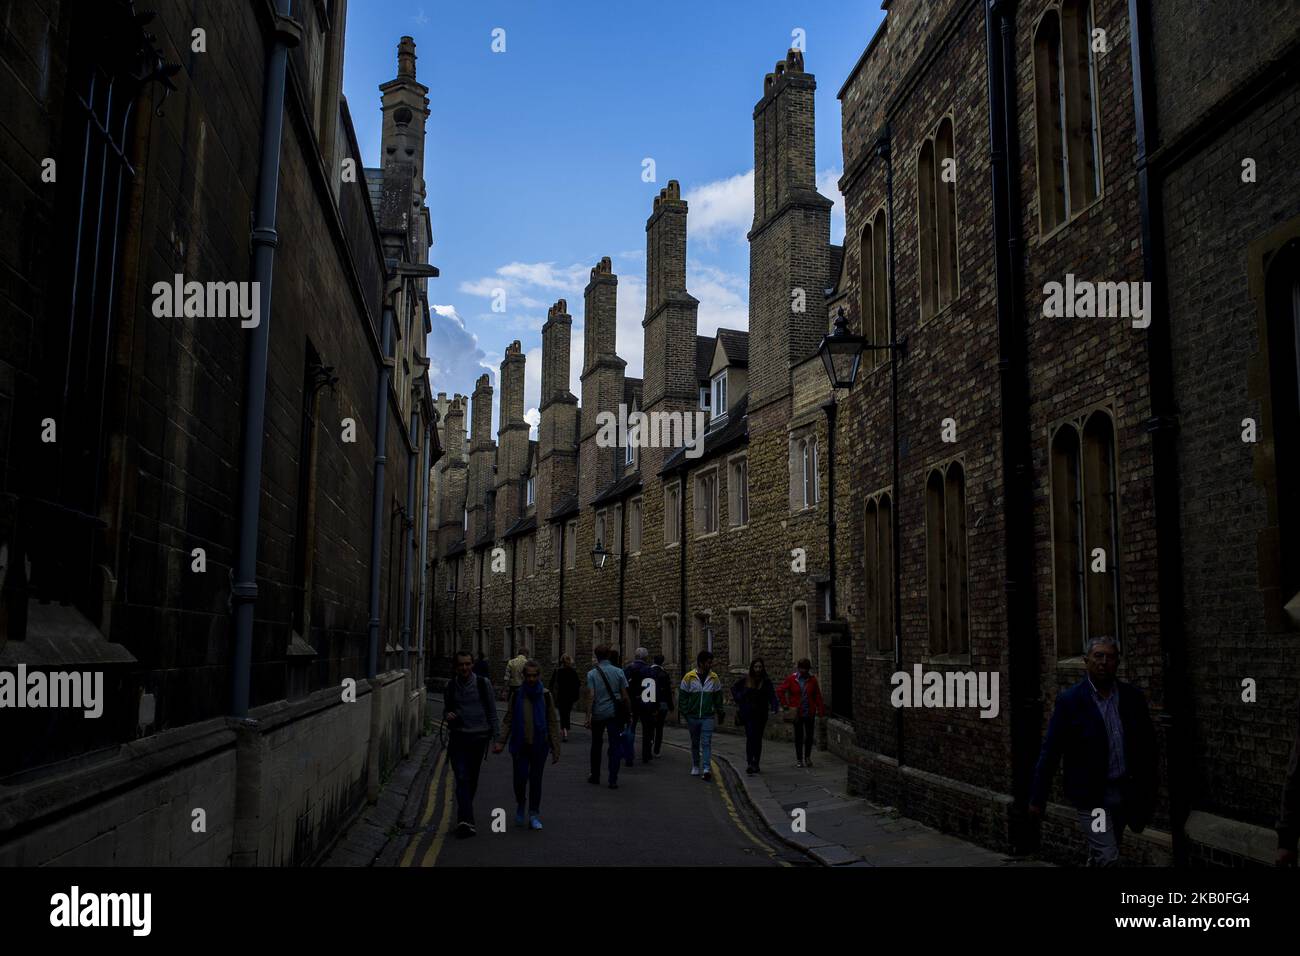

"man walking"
[1029, 635, 1157, 866]
[650, 654, 674, 757]
[493, 660, 561, 831]
[679, 650, 725, 781]
[585, 644, 631, 788]
[624, 647, 658, 765]
[443, 650, 500, 838]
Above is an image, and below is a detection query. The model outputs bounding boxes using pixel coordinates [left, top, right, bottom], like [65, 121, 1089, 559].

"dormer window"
[711, 370, 728, 421]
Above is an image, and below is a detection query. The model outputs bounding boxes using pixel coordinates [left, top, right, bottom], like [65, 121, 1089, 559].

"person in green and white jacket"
[679, 650, 726, 780]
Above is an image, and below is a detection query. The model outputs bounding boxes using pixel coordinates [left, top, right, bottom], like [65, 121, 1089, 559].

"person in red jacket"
[777, 658, 826, 767]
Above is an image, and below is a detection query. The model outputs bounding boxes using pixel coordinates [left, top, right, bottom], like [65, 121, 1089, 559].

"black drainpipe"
[510, 535, 518, 642]
[877, 128, 905, 768]
[678, 464, 688, 675]
[365, 290, 396, 679]
[399, 409, 418, 672]
[558, 519, 566, 655]
[986, 0, 1040, 853]
[617, 494, 627, 651]
[1129, 0, 1190, 864]
[231, 0, 298, 718]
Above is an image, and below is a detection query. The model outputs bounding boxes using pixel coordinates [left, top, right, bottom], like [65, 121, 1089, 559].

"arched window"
[917, 139, 938, 319]
[1034, 1, 1102, 234]
[917, 117, 960, 319]
[864, 491, 895, 653]
[1050, 410, 1120, 656]
[926, 462, 969, 656]
[934, 117, 959, 309]
[872, 209, 889, 358]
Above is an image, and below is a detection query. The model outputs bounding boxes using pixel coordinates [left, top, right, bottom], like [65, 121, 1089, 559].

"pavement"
[659, 718, 1048, 867]
[319, 694, 1049, 867]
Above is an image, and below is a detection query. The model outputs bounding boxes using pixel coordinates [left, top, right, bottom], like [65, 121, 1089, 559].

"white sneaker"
[690, 765, 700, 776]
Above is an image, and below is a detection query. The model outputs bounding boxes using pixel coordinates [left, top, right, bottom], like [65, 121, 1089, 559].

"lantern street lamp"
[591, 542, 618, 571]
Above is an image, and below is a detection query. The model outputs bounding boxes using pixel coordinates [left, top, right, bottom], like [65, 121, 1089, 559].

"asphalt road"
[396, 718, 809, 867]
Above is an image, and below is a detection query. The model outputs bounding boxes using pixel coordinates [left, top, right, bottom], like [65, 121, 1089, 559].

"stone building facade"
[0, 0, 438, 865]
[429, 0, 1300, 867]
[829, 0, 1300, 866]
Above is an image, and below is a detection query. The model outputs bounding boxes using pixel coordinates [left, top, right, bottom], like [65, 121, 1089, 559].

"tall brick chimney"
[641, 180, 700, 479]
[748, 48, 832, 412]
[541, 299, 572, 409]
[466, 373, 496, 545]
[496, 342, 529, 531]
[579, 258, 626, 504]
[538, 299, 578, 541]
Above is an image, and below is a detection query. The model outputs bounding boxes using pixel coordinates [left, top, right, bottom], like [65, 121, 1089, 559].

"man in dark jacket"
[624, 648, 658, 765]
[1029, 635, 1156, 866]
[650, 655, 674, 756]
[443, 650, 500, 838]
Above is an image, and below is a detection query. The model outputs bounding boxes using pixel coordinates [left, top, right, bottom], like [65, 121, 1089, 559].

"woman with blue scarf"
[493, 659, 562, 830]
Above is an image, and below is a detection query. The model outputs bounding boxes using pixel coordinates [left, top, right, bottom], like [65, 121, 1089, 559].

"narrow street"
[389, 711, 808, 867]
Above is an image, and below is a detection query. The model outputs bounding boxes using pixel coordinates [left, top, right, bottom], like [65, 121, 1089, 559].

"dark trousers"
[744, 713, 769, 768]
[448, 733, 489, 825]
[793, 714, 815, 761]
[590, 718, 623, 784]
[512, 743, 548, 814]
[558, 701, 574, 731]
[653, 707, 668, 755]
[630, 711, 656, 763]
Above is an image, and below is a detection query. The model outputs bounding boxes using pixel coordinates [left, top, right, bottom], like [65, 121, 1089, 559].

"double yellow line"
[399, 730, 454, 868]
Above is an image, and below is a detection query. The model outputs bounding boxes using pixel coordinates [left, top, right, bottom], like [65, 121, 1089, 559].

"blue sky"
[342, 0, 884, 432]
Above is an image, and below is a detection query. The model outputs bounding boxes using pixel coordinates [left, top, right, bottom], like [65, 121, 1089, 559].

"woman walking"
[493, 660, 561, 830]
[777, 658, 826, 768]
[549, 654, 580, 742]
[732, 658, 779, 775]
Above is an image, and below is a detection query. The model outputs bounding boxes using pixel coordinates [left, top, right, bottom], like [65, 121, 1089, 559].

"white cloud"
[690, 264, 748, 337]
[818, 167, 846, 244]
[426, 304, 488, 400]
[685, 170, 753, 244]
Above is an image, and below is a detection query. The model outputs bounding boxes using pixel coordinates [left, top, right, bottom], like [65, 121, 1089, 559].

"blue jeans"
[512, 741, 548, 814]
[687, 716, 715, 772]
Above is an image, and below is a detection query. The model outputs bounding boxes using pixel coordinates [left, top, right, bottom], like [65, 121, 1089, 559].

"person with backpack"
[624, 647, 658, 765]
[548, 654, 581, 743]
[649, 654, 674, 757]
[679, 650, 725, 781]
[777, 658, 826, 768]
[506, 646, 530, 691]
[584, 644, 631, 788]
[443, 650, 500, 837]
[493, 659, 561, 831]
[732, 657, 779, 775]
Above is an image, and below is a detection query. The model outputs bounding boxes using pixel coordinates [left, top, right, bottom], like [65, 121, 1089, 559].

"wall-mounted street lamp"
[591, 542, 619, 571]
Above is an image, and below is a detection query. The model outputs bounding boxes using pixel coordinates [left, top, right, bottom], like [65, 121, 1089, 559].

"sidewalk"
[658, 719, 1049, 867]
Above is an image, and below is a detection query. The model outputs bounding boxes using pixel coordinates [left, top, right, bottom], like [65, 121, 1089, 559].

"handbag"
[594, 664, 630, 725]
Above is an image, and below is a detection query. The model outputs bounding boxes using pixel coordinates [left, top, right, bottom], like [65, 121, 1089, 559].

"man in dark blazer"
[1029, 635, 1157, 865]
